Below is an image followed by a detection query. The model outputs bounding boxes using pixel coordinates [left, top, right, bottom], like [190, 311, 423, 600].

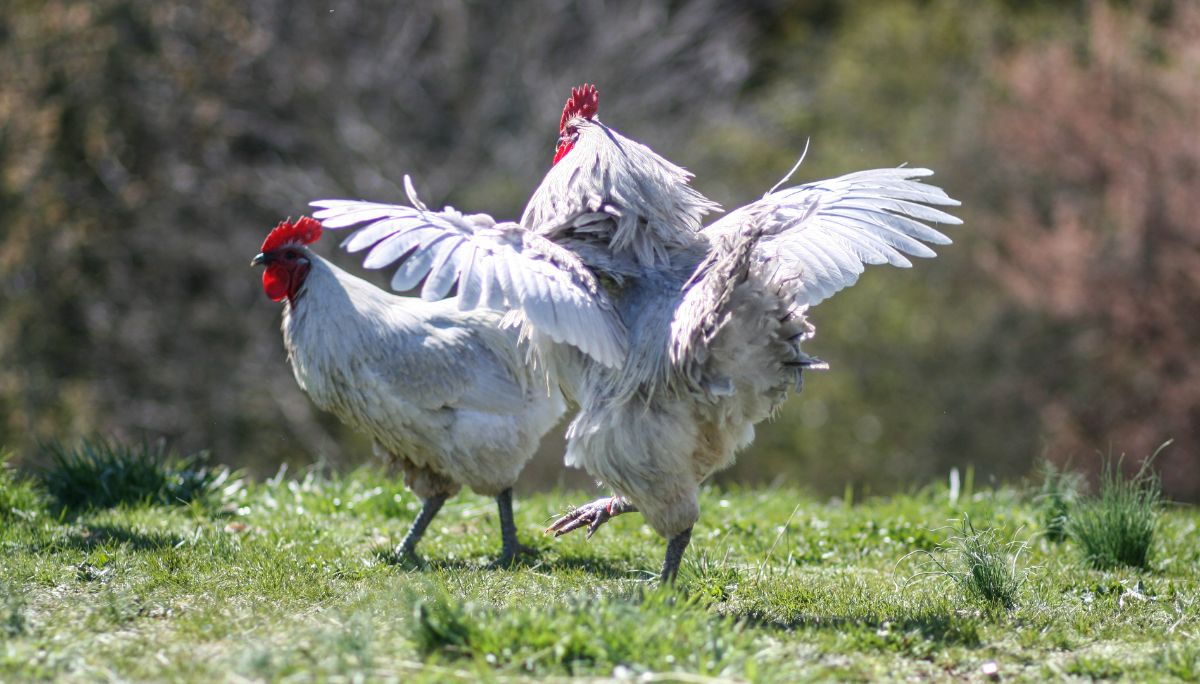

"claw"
[546, 496, 624, 539]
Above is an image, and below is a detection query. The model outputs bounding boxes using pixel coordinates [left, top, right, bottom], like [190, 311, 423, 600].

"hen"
[253, 216, 565, 564]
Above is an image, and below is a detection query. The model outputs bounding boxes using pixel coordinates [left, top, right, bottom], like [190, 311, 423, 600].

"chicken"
[252, 216, 566, 565]
[310, 84, 961, 581]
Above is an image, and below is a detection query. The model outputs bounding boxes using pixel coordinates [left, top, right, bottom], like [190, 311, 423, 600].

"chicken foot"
[545, 496, 637, 539]
[548, 497, 691, 583]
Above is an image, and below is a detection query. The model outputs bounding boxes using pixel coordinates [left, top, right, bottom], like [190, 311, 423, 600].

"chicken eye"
[285, 250, 299, 260]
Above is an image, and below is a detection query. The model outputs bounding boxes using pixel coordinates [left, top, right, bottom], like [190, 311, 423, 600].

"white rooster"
[252, 216, 565, 565]
[311, 84, 961, 581]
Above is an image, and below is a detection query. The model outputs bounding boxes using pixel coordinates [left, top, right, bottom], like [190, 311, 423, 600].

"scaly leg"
[493, 488, 537, 567]
[394, 493, 447, 560]
[660, 526, 693, 583]
[545, 496, 637, 539]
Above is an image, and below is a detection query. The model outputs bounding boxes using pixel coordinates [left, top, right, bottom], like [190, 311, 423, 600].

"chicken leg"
[394, 493, 447, 559]
[493, 487, 537, 567]
[660, 526, 693, 583]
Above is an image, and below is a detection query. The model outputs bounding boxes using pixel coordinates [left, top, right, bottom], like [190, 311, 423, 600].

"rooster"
[311, 84, 961, 581]
[252, 216, 566, 565]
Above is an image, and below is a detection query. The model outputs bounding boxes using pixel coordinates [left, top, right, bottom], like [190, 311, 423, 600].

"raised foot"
[545, 496, 629, 539]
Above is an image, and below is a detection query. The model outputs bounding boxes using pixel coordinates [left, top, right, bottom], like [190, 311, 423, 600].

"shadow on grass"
[21, 523, 183, 554]
[374, 546, 647, 580]
[536, 553, 653, 581]
[732, 607, 982, 647]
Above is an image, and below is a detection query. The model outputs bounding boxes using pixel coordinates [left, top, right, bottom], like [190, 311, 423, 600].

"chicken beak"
[251, 252, 269, 267]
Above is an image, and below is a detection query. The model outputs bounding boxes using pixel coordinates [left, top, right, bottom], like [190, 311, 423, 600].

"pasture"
[1, 452, 1197, 682]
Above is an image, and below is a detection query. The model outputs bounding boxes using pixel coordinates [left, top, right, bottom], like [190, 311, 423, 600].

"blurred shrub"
[983, 1, 1200, 498]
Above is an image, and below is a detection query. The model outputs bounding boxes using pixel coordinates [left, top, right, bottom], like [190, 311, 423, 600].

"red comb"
[559, 83, 599, 133]
[261, 216, 322, 253]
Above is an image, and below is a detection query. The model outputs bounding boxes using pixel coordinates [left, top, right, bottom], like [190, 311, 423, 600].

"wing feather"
[390, 241, 441, 291]
[455, 246, 483, 310]
[706, 167, 961, 307]
[311, 196, 627, 366]
[421, 237, 466, 301]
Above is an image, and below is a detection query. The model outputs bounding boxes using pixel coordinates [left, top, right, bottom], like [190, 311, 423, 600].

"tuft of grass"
[410, 589, 474, 656]
[1035, 459, 1082, 543]
[408, 585, 757, 676]
[1068, 451, 1163, 570]
[0, 451, 46, 522]
[39, 437, 236, 512]
[914, 516, 1026, 610]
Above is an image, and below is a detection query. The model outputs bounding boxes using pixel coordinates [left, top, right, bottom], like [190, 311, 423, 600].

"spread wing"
[309, 188, 627, 367]
[703, 167, 962, 307]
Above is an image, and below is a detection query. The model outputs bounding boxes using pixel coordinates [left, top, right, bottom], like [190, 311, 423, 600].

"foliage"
[1069, 450, 1164, 569]
[38, 437, 236, 512]
[1, 471, 1197, 681]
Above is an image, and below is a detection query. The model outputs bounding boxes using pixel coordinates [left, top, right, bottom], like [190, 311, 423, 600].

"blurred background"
[2, 0, 1197, 499]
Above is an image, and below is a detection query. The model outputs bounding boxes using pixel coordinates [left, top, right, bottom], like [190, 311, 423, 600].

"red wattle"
[553, 141, 573, 165]
[262, 265, 290, 302]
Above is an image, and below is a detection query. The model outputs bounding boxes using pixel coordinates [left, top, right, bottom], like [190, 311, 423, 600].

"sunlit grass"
[0, 464, 1195, 682]
[1069, 450, 1164, 570]
[902, 515, 1026, 612]
[0, 451, 45, 522]
[1036, 458, 1083, 543]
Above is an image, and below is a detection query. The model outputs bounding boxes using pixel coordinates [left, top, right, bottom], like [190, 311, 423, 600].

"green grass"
[0, 464, 1196, 682]
[1036, 459, 1083, 543]
[0, 452, 45, 523]
[37, 437, 236, 513]
[1069, 454, 1163, 570]
[911, 516, 1026, 610]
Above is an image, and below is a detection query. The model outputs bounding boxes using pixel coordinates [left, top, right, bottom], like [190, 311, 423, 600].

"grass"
[1069, 452, 1164, 570]
[911, 516, 1026, 610]
[37, 437, 236, 513]
[1036, 459, 1083, 543]
[0, 452, 44, 522]
[0, 460, 1196, 682]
